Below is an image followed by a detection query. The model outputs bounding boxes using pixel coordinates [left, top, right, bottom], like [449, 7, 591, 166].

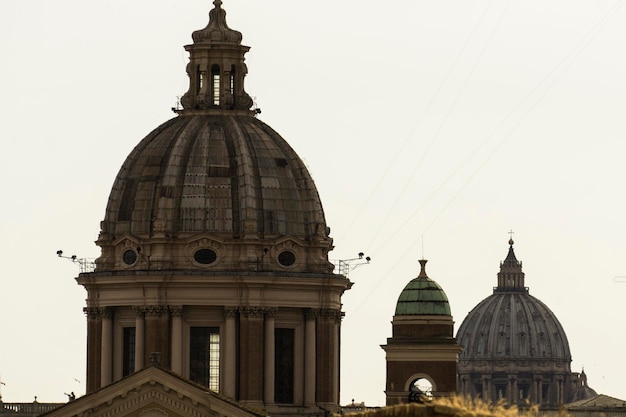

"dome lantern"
[495, 238, 527, 292]
[179, 0, 254, 113]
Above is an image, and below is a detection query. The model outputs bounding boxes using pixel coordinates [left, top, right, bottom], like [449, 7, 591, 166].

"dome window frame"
[277, 250, 297, 268]
[193, 248, 218, 266]
[122, 249, 138, 266]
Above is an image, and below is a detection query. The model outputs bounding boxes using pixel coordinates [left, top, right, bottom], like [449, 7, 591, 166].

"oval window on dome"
[122, 249, 137, 266]
[278, 250, 296, 267]
[194, 248, 217, 265]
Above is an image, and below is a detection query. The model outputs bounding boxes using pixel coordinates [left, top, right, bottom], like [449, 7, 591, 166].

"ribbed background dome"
[394, 260, 451, 316]
[456, 291, 571, 360]
[102, 114, 326, 239]
[568, 384, 598, 403]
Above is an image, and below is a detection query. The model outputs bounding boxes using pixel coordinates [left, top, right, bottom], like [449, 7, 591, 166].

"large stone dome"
[93, 1, 334, 275]
[103, 114, 326, 240]
[456, 241, 571, 361]
[456, 239, 573, 407]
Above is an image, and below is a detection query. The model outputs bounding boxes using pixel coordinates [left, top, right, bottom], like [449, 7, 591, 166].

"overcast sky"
[1, 0, 625, 405]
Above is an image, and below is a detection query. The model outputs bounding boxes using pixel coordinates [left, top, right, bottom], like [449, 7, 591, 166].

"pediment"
[272, 236, 305, 249]
[113, 234, 142, 248]
[42, 367, 264, 417]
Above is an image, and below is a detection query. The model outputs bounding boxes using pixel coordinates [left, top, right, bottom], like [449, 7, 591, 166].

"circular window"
[194, 248, 217, 265]
[122, 249, 137, 265]
[277, 250, 296, 267]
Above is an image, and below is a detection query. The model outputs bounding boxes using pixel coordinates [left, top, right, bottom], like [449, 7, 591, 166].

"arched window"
[409, 377, 433, 402]
[211, 65, 220, 105]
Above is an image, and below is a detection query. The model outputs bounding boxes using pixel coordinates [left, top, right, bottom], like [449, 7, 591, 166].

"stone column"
[557, 376, 564, 405]
[223, 307, 238, 398]
[133, 307, 145, 371]
[144, 306, 169, 368]
[507, 375, 516, 405]
[482, 375, 491, 402]
[459, 376, 468, 396]
[100, 307, 113, 387]
[304, 309, 317, 406]
[170, 306, 183, 375]
[512, 376, 518, 404]
[238, 306, 264, 405]
[316, 309, 342, 406]
[84, 307, 103, 393]
[264, 308, 277, 405]
[535, 376, 543, 405]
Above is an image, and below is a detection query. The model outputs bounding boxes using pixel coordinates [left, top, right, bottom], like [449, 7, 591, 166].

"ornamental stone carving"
[223, 306, 238, 318]
[83, 307, 113, 319]
[303, 308, 318, 321]
[319, 308, 343, 322]
[169, 306, 183, 317]
[144, 306, 167, 318]
[139, 408, 169, 417]
[239, 306, 264, 319]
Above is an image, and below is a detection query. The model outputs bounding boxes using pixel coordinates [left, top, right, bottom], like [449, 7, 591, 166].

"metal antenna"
[333, 252, 371, 277]
[56, 250, 96, 273]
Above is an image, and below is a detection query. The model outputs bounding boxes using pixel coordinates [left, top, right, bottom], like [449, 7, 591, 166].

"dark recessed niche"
[122, 249, 137, 265]
[278, 250, 296, 267]
[194, 248, 217, 265]
[275, 158, 288, 167]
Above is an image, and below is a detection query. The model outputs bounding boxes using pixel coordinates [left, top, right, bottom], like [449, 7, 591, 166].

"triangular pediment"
[113, 234, 141, 248]
[41, 367, 265, 417]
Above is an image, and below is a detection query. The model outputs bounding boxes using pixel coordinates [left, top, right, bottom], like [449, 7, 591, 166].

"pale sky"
[1, 0, 625, 406]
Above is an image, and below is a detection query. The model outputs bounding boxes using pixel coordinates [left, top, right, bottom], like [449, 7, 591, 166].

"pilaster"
[238, 306, 264, 405]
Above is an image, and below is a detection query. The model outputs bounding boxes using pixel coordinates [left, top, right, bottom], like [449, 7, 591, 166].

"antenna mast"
[56, 250, 96, 273]
[333, 252, 371, 277]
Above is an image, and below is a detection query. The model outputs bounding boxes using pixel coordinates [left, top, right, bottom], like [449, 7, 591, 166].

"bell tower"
[382, 260, 461, 404]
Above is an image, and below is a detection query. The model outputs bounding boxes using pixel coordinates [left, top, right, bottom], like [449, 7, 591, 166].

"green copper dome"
[394, 260, 451, 316]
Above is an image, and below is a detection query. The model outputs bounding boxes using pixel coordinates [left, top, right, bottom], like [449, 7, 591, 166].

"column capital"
[319, 308, 343, 322]
[83, 307, 113, 319]
[169, 305, 184, 317]
[303, 308, 318, 321]
[264, 307, 278, 318]
[239, 306, 264, 319]
[224, 306, 238, 318]
[83, 307, 99, 319]
[144, 305, 167, 318]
